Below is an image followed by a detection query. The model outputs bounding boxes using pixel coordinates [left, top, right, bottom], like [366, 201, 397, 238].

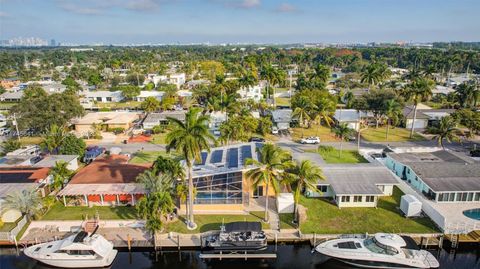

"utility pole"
[12, 113, 20, 141]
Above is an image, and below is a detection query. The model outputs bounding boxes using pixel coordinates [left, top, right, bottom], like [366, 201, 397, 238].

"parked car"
[271, 127, 279, 135]
[249, 137, 265, 142]
[300, 136, 320, 144]
[0, 127, 10, 136]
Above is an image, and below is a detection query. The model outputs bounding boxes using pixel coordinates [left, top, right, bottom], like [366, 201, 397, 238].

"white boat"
[24, 231, 117, 268]
[315, 233, 439, 269]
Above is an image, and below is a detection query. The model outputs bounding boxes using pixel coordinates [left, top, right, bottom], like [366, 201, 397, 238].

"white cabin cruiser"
[24, 230, 117, 268]
[315, 233, 439, 269]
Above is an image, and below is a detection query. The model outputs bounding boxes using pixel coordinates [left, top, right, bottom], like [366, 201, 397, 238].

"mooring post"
[438, 235, 444, 248]
[245, 250, 247, 261]
[127, 234, 131, 251]
[275, 232, 278, 252]
[313, 233, 316, 247]
[425, 237, 429, 248]
[220, 251, 222, 261]
[177, 234, 180, 250]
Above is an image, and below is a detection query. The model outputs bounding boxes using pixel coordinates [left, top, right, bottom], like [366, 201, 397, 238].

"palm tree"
[141, 96, 160, 113]
[5, 188, 43, 220]
[343, 91, 355, 108]
[1, 138, 21, 155]
[41, 124, 67, 154]
[136, 170, 173, 194]
[429, 116, 460, 149]
[245, 143, 292, 222]
[166, 108, 215, 229]
[333, 123, 355, 157]
[313, 97, 335, 128]
[292, 96, 314, 128]
[384, 100, 402, 142]
[402, 77, 435, 138]
[286, 160, 324, 223]
[152, 155, 185, 182]
[136, 191, 175, 235]
[310, 64, 331, 86]
[49, 161, 73, 192]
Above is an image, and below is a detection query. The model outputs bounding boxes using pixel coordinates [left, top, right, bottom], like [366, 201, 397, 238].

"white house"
[237, 85, 263, 102]
[168, 73, 186, 89]
[133, 91, 164, 102]
[403, 105, 454, 130]
[84, 91, 124, 103]
[333, 109, 373, 131]
[208, 111, 227, 133]
[306, 165, 398, 208]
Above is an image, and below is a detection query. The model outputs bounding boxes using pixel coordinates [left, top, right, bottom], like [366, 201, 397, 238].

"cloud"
[126, 0, 162, 11]
[56, 0, 103, 15]
[237, 0, 260, 9]
[211, 0, 261, 10]
[275, 3, 298, 13]
[0, 11, 9, 18]
[55, 0, 168, 15]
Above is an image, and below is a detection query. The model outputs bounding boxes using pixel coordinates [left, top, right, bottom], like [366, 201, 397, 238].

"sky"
[0, 0, 479, 44]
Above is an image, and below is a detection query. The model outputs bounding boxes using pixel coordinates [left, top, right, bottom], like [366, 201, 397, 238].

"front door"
[253, 186, 264, 198]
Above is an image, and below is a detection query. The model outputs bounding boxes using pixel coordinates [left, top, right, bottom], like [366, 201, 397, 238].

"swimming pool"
[463, 208, 480, 220]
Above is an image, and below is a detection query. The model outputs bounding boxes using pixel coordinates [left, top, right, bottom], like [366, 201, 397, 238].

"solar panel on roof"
[241, 145, 252, 165]
[227, 148, 238, 168]
[210, 150, 223, 163]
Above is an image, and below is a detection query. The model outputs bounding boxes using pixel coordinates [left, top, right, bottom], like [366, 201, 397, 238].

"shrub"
[152, 125, 165, 134]
[317, 145, 335, 153]
[108, 127, 125, 134]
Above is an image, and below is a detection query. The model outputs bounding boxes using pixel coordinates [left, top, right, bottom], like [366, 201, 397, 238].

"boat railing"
[338, 234, 367, 239]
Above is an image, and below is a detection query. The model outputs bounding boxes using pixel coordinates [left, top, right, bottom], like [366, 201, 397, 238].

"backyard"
[41, 202, 138, 220]
[129, 151, 181, 164]
[291, 124, 340, 142]
[164, 212, 269, 234]
[361, 127, 424, 142]
[309, 145, 368, 164]
[299, 187, 439, 234]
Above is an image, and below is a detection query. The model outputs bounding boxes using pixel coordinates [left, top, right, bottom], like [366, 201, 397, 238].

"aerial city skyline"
[1, 0, 479, 44]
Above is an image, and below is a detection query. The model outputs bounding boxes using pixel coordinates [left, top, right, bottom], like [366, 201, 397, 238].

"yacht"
[204, 221, 267, 252]
[24, 230, 118, 268]
[315, 233, 439, 269]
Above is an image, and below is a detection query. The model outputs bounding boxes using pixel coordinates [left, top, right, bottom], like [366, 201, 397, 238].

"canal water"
[1, 244, 479, 269]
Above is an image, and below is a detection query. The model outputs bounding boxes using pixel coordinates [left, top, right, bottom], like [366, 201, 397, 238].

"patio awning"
[58, 183, 146, 196]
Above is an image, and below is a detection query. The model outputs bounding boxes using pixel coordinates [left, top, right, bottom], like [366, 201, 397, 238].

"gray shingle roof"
[388, 151, 480, 192]
[272, 109, 292, 123]
[143, 111, 186, 124]
[321, 165, 399, 195]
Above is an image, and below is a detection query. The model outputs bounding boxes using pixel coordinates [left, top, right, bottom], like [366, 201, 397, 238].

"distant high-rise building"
[50, 39, 56, 47]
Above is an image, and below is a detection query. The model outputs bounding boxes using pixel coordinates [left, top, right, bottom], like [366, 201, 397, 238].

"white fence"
[0, 215, 27, 242]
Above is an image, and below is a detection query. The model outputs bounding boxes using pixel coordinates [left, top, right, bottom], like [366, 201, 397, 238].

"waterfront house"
[0, 167, 52, 201]
[0, 154, 79, 171]
[306, 164, 399, 208]
[142, 110, 186, 129]
[385, 150, 480, 203]
[58, 155, 149, 206]
[179, 142, 273, 213]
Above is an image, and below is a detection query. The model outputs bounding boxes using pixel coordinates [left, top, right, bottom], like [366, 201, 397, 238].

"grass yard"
[19, 136, 43, 145]
[96, 101, 142, 110]
[41, 202, 138, 220]
[129, 151, 181, 164]
[279, 213, 297, 230]
[164, 212, 269, 234]
[299, 187, 438, 234]
[151, 133, 167, 144]
[275, 97, 291, 107]
[313, 146, 368, 164]
[0, 102, 16, 110]
[361, 127, 424, 142]
[291, 124, 340, 143]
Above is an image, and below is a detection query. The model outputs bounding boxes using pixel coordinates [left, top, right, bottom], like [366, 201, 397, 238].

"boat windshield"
[364, 238, 399, 255]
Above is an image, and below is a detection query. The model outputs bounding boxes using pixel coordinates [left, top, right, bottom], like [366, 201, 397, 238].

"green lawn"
[129, 151, 181, 164]
[0, 102, 16, 110]
[41, 202, 138, 220]
[19, 136, 43, 146]
[299, 187, 438, 234]
[279, 213, 297, 230]
[314, 146, 368, 164]
[275, 97, 291, 107]
[151, 133, 167, 145]
[96, 101, 142, 110]
[361, 127, 424, 142]
[291, 124, 340, 142]
[164, 212, 269, 234]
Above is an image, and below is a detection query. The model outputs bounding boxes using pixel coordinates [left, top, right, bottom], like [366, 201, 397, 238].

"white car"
[272, 127, 279, 135]
[300, 136, 320, 144]
[0, 127, 10, 136]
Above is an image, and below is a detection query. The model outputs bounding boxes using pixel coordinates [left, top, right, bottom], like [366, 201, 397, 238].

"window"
[341, 196, 350, 203]
[106, 97, 112, 102]
[366, 196, 375, 203]
[459, 192, 468, 202]
[317, 185, 328, 193]
[96, 97, 102, 101]
[353, 196, 362, 202]
[449, 193, 455, 202]
[467, 193, 474, 202]
[475, 193, 480, 201]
